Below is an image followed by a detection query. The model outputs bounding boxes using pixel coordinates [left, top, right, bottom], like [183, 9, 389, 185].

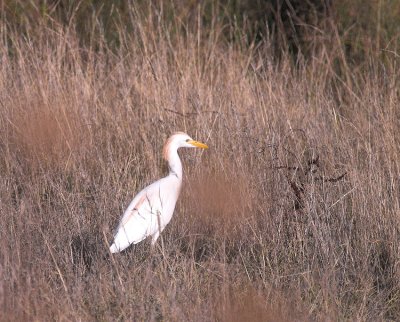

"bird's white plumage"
[109, 132, 208, 253]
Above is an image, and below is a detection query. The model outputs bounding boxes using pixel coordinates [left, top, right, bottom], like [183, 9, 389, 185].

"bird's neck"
[166, 149, 183, 180]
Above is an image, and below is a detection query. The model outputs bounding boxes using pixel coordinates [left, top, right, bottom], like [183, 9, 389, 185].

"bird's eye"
[186, 139, 190, 142]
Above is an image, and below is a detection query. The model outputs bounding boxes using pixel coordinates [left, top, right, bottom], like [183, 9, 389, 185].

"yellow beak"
[188, 140, 208, 149]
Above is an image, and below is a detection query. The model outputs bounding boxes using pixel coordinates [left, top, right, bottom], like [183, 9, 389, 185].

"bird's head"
[163, 132, 208, 160]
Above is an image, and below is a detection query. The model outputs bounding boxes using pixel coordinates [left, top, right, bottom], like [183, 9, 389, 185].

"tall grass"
[0, 4, 399, 321]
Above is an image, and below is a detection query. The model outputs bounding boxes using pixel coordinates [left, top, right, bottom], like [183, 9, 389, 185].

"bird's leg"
[148, 232, 159, 267]
[151, 231, 160, 246]
[155, 210, 167, 259]
[156, 210, 163, 244]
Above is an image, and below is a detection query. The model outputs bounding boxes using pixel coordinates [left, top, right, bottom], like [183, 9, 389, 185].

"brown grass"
[1, 4, 400, 321]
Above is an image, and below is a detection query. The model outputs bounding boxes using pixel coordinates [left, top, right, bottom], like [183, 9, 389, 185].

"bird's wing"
[110, 179, 167, 251]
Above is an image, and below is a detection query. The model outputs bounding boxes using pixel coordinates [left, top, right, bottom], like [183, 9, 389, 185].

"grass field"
[1, 3, 400, 321]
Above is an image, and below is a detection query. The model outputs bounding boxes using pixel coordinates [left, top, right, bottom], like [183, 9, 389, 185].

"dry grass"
[1, 4, 400, 321]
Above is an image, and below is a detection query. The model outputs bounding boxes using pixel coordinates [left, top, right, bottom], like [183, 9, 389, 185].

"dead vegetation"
[0, 3, 400, 321]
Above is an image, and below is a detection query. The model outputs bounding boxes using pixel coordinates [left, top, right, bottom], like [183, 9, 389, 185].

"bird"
[109, 132, 208, 253]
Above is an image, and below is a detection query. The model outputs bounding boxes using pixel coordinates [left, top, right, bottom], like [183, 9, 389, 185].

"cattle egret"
[109, 132, 208, 253]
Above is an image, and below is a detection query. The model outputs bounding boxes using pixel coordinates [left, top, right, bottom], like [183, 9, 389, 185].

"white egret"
[109, 132, 208, 253]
